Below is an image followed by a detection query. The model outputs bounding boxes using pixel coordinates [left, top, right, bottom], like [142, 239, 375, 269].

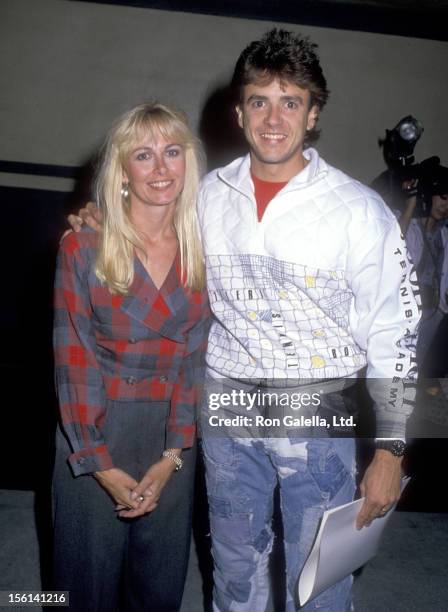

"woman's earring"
[121, 182, 129, 199]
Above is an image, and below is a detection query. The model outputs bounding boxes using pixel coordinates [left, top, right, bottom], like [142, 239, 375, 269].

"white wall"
[1, 0, 447, 191]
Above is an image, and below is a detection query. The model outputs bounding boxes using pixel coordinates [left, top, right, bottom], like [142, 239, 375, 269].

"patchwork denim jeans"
[201, 434, 356, 611]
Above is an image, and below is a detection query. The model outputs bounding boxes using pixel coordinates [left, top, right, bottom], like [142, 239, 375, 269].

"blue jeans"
[201, 435, 356, 611]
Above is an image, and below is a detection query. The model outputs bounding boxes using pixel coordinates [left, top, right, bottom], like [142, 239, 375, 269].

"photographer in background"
[398, 167, 448, 384]
[372, 115, 448, 385]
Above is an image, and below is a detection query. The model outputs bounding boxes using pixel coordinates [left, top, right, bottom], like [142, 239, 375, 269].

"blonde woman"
[53, 103, 210, 611]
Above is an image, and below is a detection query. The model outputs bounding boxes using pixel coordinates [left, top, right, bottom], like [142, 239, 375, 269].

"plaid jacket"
[54, 228, 211, 476]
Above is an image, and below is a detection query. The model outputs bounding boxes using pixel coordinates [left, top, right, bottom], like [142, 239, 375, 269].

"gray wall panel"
[1, 0, 447, 188]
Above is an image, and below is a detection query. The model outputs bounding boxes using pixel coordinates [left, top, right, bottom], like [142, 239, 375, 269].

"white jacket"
[198, 149, 421, 436]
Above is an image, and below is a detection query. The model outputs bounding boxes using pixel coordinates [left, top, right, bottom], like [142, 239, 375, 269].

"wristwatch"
[375, 439, 406, 457]
[162, 450, 183, 471]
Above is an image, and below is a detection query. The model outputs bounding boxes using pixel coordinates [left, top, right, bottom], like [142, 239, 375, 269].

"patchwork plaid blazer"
[54, 228, 211, 476]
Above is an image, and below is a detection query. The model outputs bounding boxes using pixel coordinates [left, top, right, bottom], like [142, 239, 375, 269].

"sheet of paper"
[298, 477, 410, 606]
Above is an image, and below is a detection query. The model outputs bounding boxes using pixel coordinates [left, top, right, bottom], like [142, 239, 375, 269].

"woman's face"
[431, 194, 448, 221]
[122, 133, 186, 209]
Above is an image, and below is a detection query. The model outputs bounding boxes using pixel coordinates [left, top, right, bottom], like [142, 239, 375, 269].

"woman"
[53, 103, 210, 611]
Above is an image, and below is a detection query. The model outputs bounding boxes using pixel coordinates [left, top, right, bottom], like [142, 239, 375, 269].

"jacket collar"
[119, 252, 185, 342]
[217, 147, 328, 197]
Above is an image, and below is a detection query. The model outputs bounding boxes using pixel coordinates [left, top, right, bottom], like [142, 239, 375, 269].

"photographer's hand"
[398, 179, 418, 236]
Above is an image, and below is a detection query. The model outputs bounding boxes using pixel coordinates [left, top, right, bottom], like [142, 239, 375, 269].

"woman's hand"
[116, 452, 181, 518]
[93, 467, 141, 510]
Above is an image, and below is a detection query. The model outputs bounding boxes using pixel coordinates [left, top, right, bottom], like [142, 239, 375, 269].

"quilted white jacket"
[198, 148, 421, 436]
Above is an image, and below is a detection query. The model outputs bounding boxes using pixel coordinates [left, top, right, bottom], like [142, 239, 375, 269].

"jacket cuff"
[375, 422, 407, 440]
[68, 445, 114, 477]
[166, 425, 196, 450]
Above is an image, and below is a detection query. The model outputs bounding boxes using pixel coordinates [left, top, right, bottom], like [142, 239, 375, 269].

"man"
[71, 28, 419, 611]
[196, 29, 419, 611]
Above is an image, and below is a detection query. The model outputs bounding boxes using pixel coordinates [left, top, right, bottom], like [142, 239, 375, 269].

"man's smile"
[260, 132, 287, 141]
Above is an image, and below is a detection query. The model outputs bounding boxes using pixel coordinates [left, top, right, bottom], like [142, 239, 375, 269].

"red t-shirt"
[251, 172, 288, 221]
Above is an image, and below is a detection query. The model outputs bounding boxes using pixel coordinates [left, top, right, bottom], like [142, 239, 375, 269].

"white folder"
[298, 477, 410, 606]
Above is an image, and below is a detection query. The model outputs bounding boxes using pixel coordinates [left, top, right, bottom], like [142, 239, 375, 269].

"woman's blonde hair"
[95, 102, 205, 294]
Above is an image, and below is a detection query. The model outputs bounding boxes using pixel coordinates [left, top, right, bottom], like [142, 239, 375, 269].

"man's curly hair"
[232, 28, 329, 113]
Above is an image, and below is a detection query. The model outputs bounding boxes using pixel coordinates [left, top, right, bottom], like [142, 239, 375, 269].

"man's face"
[236, 78, 318, 180]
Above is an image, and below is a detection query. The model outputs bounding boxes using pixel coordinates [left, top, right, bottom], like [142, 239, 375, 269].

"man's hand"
[116, 454, 180, 518]
[67, 201, 103, 233]
[356, 449, 403, 529]
[93, 467, 141, 510]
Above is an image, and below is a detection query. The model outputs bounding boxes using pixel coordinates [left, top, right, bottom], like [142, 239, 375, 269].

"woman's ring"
[137, 495, 145, 503]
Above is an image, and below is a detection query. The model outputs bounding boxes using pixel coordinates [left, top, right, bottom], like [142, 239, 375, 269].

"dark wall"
[0, 187, 71, 489]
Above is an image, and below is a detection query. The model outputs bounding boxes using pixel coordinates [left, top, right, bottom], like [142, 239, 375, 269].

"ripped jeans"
[201, 396, 356, 611]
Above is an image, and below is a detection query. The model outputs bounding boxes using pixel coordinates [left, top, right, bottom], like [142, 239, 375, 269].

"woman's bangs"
[121, 112, 188, 157]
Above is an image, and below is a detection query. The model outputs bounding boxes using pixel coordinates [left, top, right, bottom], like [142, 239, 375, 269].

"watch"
[375, 439, 406, 457]
[162, 450, 183, 471]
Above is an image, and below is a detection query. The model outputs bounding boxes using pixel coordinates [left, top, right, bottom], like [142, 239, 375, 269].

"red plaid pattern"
[54, 229, 210, 476]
